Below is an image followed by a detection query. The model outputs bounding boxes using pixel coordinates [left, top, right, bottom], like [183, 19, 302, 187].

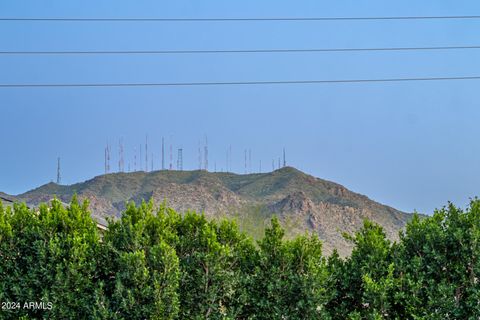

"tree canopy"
[1, 198, 480, 319]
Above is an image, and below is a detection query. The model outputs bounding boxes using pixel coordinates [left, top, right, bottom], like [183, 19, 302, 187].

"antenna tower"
[177, 148, 183, 170]
[104, 147, 107, 174]
[118, 139, 124, 172]
[283, 148, 286, 167]
[140, 144, 143, 171]
[198, 141, 202, 170]
[134, 146, 137, 171]
[56, 157, 61, 184]
[105, 142, 111, 174]
[145, 135, 148, 172]
[118, 142, 121, 172]
[161, 137, 165, 170]
[204, 136, 208, 171]
[169, 143, 173, 170]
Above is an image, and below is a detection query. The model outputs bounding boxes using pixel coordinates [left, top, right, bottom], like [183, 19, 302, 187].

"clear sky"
[1, 1, 480, 214]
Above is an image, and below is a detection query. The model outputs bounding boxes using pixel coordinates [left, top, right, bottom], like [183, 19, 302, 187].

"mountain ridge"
[7, 167, 411, 256]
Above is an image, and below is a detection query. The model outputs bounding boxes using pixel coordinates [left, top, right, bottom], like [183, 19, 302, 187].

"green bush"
[2, 198, 480, 319]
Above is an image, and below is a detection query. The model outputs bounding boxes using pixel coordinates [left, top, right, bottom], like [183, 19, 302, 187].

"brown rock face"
[15, 167, 412, 256]
[270, 191, 314, 214]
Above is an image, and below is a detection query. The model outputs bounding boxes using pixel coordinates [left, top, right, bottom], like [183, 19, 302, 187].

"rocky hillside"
[0, 192, 18, 205]
[12, 167, 411, 256]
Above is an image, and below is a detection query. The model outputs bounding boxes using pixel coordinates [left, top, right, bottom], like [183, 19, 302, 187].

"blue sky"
[1, 1, 480, 214]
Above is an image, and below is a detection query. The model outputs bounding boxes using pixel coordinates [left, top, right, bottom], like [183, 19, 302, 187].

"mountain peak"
[14, 167, 411, 256]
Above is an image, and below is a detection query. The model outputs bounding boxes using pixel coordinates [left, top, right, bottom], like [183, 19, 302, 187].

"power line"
[2, 45, 480, 55]
[1, 76, 480, 88]
[1, 15, 480, 22]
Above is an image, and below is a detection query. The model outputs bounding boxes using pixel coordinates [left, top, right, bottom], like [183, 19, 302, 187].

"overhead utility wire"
[1, 76, 480, 88]
[1, 15, 480, 22]
[2, 45, 480, 55]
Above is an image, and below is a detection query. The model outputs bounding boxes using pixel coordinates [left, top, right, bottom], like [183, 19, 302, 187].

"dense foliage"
[1, 197, 480, 319]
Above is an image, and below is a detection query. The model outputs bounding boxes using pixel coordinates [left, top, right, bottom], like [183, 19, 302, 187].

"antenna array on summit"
[100, 136, 289, 175]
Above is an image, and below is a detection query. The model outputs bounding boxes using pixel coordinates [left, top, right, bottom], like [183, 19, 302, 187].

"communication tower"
[177, 148, 183, 170]
[56, 157, 61, 184]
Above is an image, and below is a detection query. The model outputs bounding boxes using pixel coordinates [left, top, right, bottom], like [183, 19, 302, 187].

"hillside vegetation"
[0, 198, 479, 319]
[16, 167, 410, 256]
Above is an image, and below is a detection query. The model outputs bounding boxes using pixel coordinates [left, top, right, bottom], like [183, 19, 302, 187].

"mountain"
[14, 167, 411, 256]
[0, 191, 18, 205]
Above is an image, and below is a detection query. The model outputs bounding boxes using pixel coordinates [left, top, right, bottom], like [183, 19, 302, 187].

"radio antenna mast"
[204, 136, 208, 171]
[139, 144, 143, 171]
[134, 146, 137, 171]
[177, 148, 183, 170]
[56, 157, 61, 184]
[104, 147, 107, 174]
[198, 140, 202, 170]
[161, 137, 165, 170]
[169, 141, 173, 170]
[145, 135, 148, 172]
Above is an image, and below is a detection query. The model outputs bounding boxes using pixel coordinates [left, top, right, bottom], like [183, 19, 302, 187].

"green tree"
[0, 197, 101, 319]
[174, 212, 255, 319]
[394, 200, 480, 319]
[327, 220, 394, 319]
[249, 216, 329, 319]
[103, 201, 180, 320]
[4, 196, 480, 319]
